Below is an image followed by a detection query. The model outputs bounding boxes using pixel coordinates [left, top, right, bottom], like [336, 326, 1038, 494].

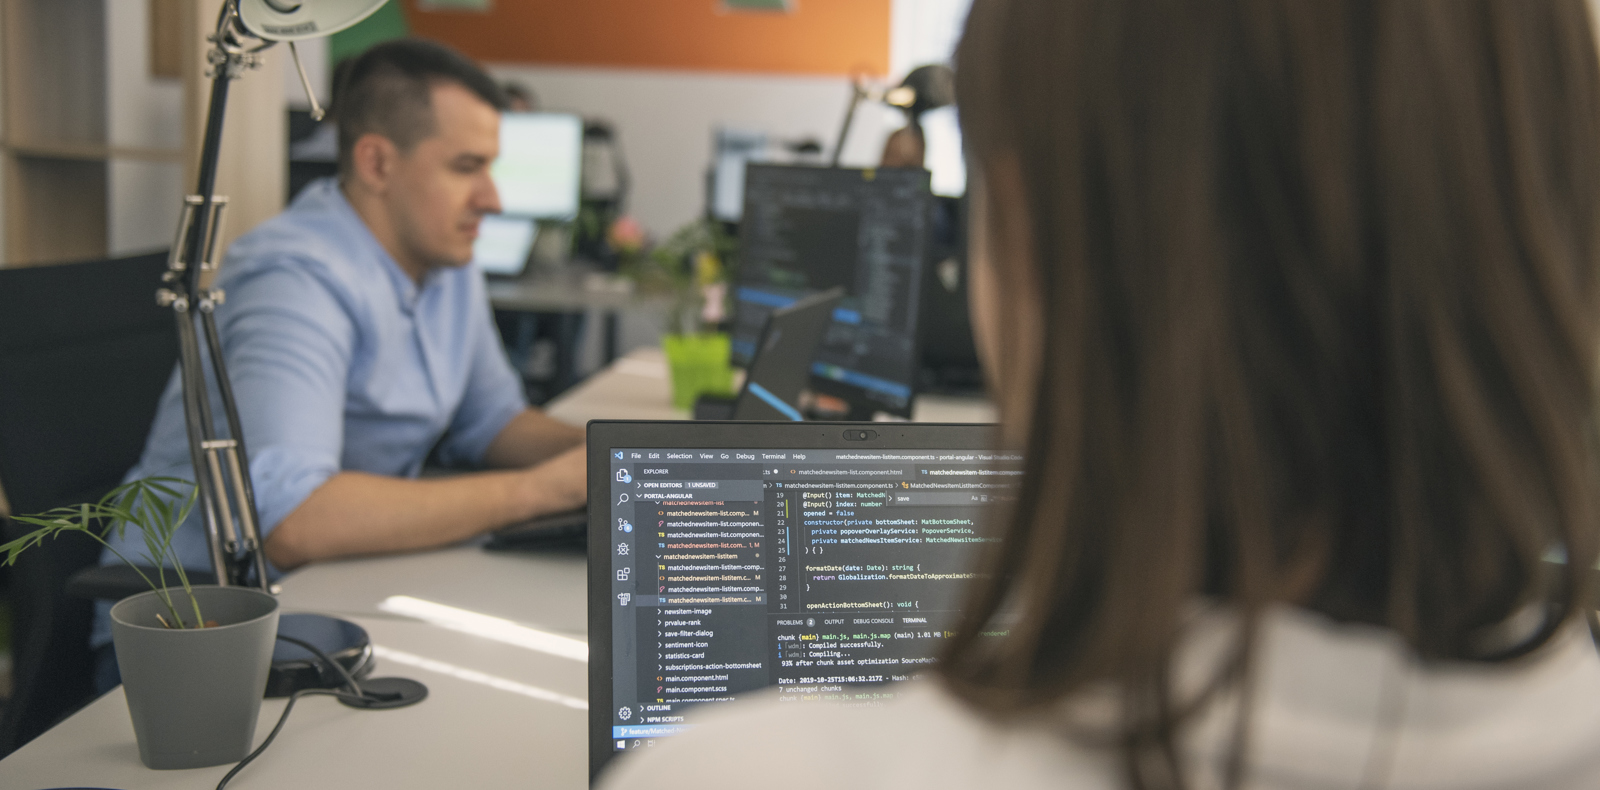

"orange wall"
[404, 0, 890, 77]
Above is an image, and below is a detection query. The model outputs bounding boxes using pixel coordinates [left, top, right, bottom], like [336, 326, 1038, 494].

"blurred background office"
[0, 0, 980, 753]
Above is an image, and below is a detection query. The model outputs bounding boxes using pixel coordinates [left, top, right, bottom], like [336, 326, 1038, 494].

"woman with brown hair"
[604, 1, 1600, 787]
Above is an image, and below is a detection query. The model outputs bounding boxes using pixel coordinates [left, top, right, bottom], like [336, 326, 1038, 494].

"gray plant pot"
[109, 585, 279, 770]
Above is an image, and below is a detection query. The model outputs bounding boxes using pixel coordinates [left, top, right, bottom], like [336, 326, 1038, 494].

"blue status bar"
[735, 287, 862, 325]
[615, 724, 690, 738]
[812, 362, 912, 401]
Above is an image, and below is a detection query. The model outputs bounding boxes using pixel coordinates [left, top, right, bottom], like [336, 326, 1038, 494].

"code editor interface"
[606, 447, 1020, 752]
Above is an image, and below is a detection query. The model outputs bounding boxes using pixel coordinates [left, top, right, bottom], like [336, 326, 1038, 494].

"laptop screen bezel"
[586, 419, 999, 781]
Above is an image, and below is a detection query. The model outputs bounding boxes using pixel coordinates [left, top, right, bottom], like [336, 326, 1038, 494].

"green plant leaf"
[6, 477, 202, 628]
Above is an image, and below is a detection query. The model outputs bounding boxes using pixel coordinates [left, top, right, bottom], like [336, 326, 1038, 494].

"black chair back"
[0, 250, 176, 756]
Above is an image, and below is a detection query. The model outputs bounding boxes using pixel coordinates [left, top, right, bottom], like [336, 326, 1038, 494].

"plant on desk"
[2, 476, 281, 770]
[622, 217, 740, 409]
[3, 477, 206, 627]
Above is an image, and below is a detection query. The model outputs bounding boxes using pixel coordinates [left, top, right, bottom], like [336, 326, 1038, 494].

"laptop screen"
[588, 421, 1015, 778]
[472, 215, 538, 277]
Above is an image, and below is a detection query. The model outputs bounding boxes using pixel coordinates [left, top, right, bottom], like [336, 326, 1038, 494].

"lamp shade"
[888, 64, 956, 117]
[236, 0, 388, 41]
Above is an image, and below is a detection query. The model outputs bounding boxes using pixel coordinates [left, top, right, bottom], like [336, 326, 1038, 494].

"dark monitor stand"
[918, 194, 983, 395]
[694, 287, 845, 421]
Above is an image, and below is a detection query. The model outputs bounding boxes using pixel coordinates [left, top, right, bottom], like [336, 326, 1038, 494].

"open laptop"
[472, 214, 539, 279]
[587, 420, 1014, 780]
[694, 287, 846, 421]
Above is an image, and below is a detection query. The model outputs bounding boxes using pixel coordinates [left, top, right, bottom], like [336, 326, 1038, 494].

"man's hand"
[514, 443, 586, 516]
[264, 409, 585, 570]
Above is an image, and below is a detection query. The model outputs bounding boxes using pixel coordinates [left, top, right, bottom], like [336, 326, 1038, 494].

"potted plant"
[621, 217, 740, 410]
[2, 477, 279, 769]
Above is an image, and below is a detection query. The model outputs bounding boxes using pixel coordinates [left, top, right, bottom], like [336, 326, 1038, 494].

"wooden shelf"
[2, 0, 106, 149]
[0, 0, 281, 267]
[2, 156, 107, 266]
[3, 141, 185, 163]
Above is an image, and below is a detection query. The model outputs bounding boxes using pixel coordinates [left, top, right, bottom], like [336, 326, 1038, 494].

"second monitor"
[730, 164, 933, 419]
[494, 112, 584, 219]
[470, 112, 585, 276]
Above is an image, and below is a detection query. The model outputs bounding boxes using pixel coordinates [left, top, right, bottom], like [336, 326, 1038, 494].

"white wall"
[271, 2, 974, 242]
[890, 0, 972, 77]
[481, 1, 973, 240]
[485, 63, 901, 239]
[281, 49, 906, 240]
[105, 0, 185, 257]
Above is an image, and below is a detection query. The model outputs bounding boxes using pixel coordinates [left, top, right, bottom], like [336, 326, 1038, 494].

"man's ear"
[348, 133, 399, 194]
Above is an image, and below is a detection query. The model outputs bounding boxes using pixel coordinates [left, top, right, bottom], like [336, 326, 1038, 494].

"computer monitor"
[586, 420, 1015, 779]
[471, 214, 538, 277]
[917, 195, 981, 393]
[494, 112, 584, 220]
[730, 165, 934, 418]
[708, 127, 770, 223]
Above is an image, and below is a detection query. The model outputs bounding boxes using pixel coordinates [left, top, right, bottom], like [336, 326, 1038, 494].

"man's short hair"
[332, 38, 505, 179]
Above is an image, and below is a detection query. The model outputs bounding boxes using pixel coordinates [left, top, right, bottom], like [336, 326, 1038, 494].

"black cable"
[215, 634, 413, 789]
[215, 686, 364, 790]
[273, 633, 368, 699]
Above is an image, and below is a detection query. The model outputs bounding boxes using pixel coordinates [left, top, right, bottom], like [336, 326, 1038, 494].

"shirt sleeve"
[434, 283, 528, 468]
[216, 259, 356, 535]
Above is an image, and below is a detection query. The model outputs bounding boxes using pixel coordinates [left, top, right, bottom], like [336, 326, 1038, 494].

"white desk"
[0, 605, 587, 789]
[0, 547, 590, 790]
[0, 350, 992, 788]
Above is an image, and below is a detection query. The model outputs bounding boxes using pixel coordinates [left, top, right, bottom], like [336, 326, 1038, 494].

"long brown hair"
[942, 1, 1600, 786]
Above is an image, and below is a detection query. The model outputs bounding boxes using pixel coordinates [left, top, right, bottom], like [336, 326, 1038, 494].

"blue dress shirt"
[98, 178, 526, 586]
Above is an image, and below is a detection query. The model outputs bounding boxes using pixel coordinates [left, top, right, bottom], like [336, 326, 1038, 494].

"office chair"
[0, 251, 179, 756]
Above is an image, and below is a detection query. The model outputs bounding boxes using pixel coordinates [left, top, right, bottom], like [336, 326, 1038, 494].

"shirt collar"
[317, 179, 439, 315]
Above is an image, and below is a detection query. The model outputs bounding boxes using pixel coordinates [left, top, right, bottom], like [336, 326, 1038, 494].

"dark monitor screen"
[731, 165, 933, 417]
[917, 195, 981, 392]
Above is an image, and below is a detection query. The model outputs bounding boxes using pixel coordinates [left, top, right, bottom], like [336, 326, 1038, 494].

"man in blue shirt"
[103, 40, 584, 585]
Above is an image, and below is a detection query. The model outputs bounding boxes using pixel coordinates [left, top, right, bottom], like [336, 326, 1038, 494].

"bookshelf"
[0, 0, 282, 268]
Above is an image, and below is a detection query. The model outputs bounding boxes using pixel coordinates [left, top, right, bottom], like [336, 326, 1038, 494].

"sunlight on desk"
[0, 616, 588, 788]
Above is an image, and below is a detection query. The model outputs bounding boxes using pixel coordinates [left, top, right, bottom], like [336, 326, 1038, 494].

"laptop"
[587, 420, 1014, 779]
[472, 214, 539, 279]
[694, 287, 846, 421]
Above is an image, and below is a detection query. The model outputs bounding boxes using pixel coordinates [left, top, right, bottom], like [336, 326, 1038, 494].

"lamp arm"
[156, 0, 405, 589]
[170, 303, 232, 579]
[830, 82, 867, 168]
[201, 307, 272, 587]
[287, 42, 326, 122]
[157, 0, 274, 590]
[182, 70, 233, 298]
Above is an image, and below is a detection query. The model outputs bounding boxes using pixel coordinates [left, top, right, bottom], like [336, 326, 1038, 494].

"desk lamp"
[830, 63, 956, 167]
[154, 0, 425, 705]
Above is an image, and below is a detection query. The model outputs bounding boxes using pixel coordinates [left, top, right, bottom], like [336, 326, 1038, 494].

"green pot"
[662, 333, 734, 411]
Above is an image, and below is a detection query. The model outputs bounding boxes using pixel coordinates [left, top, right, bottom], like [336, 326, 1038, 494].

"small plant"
[622, 217, 738, 335]
[2, 477, 206, 629]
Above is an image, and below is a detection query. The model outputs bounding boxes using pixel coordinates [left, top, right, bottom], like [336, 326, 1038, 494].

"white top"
[599, 607, 1600, 790]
